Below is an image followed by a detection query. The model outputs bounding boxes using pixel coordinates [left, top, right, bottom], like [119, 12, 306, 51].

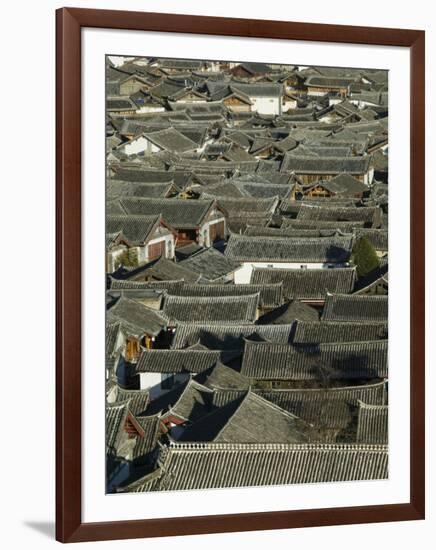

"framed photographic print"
[56, 7, 425, 543]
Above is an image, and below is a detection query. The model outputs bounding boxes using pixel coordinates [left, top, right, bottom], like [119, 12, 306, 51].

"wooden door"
[210, 221, 225, 242]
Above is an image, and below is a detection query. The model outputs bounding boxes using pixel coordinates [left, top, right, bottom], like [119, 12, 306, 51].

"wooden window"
[126, 338, 140, 361]
[147, 240, 165, 261]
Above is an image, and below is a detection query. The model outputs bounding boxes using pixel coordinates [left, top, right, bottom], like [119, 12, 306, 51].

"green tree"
[115, 248, 139, 269]
[351, 237, 380, 278]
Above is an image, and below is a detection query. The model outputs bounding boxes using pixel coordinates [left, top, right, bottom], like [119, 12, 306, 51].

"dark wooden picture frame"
[56, 7, 425, 543]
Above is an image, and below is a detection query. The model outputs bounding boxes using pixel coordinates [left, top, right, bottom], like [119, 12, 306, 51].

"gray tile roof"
[133, 414, 162, 460]
[142, 128, 198, 153]
[156, 59, 204, 70]
[293, 321, 388, 343]
[106, 322, 123, 359]
[107, 289, 163, 310]
[111, 168, 191, 187]
[305, 75, 357, 88]
[222, 144, 254, 162]
[225, 234, 353, 263]
[106, 214, 162, 245]
[212, 196, 279, 217]
[281, 219, 366, 231]
[287, 128, 332, 142]
[244, 225, 309, 238]
[178, 390, 310, 444]
[298, 146, 353, 157]
[172, 158, 259, 173]
[120, 198, 216, 228]
[135, 346, 222, 374]
[140, 257, 201, 283]
[198, 181, 245, 199]
[194, 362, 251, 390]
[356, 401, 388, 444]
[322, 173, 369, 195]
[237, 182, 294, 200]
[111, 386, 150, 416]
[250, 267, 356, 300]
[234, 62, 277, 75]
[180, 248, 241, 282]
[167, 282, 284, 309]
[109, 278, 184, 292]
[322, 293, 388, 322]
[148, 78, 189, 99]
[256, 381, 387, 434]
[107, 295, 168, 338]
[245, 226, 346, 239]
[107, 180, 178, 200]
[172, 323, 293, 350]
[106, 401, 129, 452]
[281, 154, 371, 175]
[148, 379, 216, 421]
[226, 215, 273, 234]
[257, 300, 319, 325]
[107, 97, 137, 111]
[162, 293, 260, 324]
[241, 340, 388, 380]
[296, 203, 381, 227]
[122, 442, 388, 491]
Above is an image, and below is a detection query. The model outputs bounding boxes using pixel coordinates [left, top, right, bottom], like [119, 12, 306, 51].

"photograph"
[0, 0, 429, 546]
[105, 55, 389, 494]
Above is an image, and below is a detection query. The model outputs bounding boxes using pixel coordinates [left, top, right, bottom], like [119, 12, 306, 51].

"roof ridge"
[167, 441, 388, 451]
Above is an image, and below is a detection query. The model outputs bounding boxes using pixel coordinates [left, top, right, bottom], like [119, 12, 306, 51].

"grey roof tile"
[293, 321, 388, 343]
[281, 154, 371, 175]
[281, 219, 366, 231]
[172, 323, 293, 350]
[106, 214, 163, 245]
[356, 401, 388, 444]
[162, 293, 260, 324]
[256, 381, 387, 434]
[178, 390, 310, 444]
[194, 362, 251, 390]
[142, 128, 198, 153]
[133, 415, 162, 460]
[241, 339, 388, 380]
[180, 248, 241, 282]
[322, 293, 388, 322]
[257, 300, 319, 325]
[139, 257, 201, 283]
[225, 234, 353, 263]
[107, 295, 168, 337]
[120, 198, 216, 228]
[111, 386, 150, 416]
[122, 442, 388, 491]
[167, 282, 283, 309]
[296, 203, 382, 227]
[135, 346, 223, 374]
[250, 267, 356, 300]
[106, 401, 129, 452]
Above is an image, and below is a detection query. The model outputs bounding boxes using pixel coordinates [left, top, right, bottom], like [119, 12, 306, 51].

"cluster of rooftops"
[105, 56, 388, 493]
